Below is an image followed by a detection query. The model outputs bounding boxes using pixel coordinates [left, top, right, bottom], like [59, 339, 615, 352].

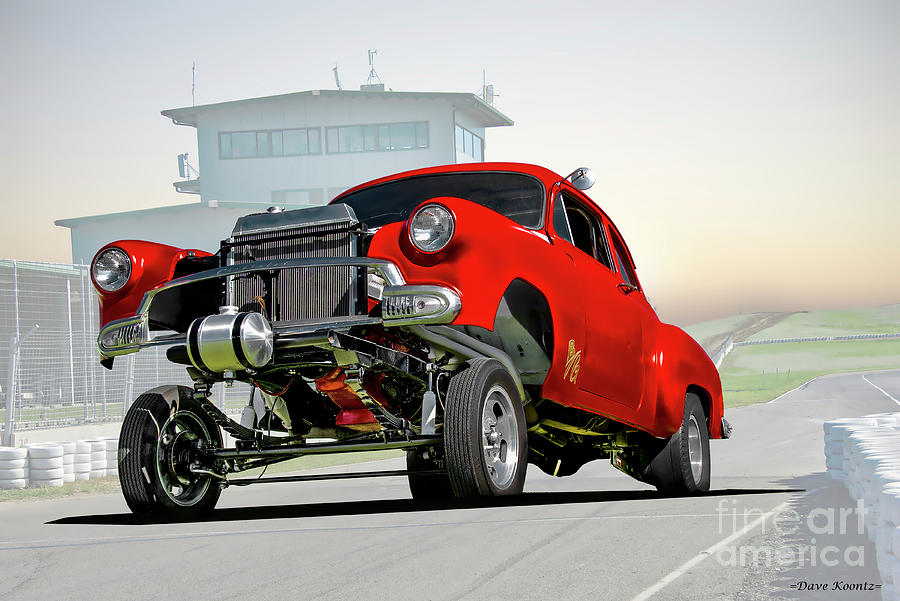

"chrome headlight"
[92, 248, 132, 292]
[409, 204, 455, 253]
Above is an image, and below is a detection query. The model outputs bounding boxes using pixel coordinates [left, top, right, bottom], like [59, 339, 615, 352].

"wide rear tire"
[444, 358, 527, 497]
[119, 387, 222, 518]
[644, 392, 711, 495]
[406, 450, 453, 500]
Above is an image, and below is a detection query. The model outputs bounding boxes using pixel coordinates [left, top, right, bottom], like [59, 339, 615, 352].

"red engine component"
[314, 368, 384, 431]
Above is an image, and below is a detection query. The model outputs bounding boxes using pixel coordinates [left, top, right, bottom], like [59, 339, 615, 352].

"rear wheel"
[119, 388, 223, 518]
[444, 358, 527, 497]
[406, 449, 453, 500]
[644, 392, 710, 495]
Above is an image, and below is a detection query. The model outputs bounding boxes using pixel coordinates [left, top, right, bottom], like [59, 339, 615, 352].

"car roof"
[330, 162, 633, 269]
[330, 162, 566, 203]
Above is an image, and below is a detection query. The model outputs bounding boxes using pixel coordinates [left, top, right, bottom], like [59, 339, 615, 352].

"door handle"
[617, 282, 637, 295]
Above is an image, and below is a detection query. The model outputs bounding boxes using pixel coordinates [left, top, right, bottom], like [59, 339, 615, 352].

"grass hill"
[683, 304, 900, 407]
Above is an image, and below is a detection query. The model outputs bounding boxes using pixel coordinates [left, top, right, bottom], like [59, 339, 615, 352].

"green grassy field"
[0, 477, 121, 503]
[683, 314, 756, 347]
[719, 338, 900, 407]
[745, 304, 900, 341]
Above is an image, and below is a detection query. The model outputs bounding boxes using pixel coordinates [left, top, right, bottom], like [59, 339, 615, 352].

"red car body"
[94, 162, 723, 441]
[93, 161, 726, 513]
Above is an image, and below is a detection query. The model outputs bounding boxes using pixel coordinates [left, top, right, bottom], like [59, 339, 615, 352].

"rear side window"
[608, 227, 639, 288]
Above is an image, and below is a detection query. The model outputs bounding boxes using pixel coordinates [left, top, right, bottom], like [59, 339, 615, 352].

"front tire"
[444, 358, 528, 497]
[644, 392, 711, 494]
[119, 387, 222, 518]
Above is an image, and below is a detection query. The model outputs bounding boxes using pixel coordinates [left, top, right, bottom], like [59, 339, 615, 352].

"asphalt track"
[2, 370, 899, 601]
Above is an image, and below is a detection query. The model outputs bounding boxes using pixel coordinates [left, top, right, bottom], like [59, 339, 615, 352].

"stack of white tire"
[103, 438, 118, 478]
[83, 439, 108, 479]
[26, 443, 64, 488]
[58, 441, 76, 483]
[824, 412, 900, 601]
[0, 446, 28, 489]
[74, 440, 93, 481]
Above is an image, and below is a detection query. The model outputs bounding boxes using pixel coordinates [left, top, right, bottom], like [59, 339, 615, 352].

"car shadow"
[47, 486, 802, 526]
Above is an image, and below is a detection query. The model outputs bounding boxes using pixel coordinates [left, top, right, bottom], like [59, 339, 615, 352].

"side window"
[608, 227, 639, 289]
[592, 216, 613, 270]
[554, 193, 613, 270]
[552, 194, 573, 244]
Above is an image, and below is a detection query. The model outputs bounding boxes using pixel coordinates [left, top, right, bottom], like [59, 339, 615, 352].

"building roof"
[54, 200, 313, 228]
[161, 89, 514, 128]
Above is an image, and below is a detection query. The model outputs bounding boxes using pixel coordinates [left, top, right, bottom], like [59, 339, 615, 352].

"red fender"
[92, 240, 212, 327]
[655, 324, 725, 438]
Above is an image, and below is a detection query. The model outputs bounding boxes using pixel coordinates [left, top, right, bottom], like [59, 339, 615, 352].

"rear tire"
[406, 450, 453, 500]
[444, 358, 527, 497]
[119, 388, 222, 518]
[644, 392, 710, 495]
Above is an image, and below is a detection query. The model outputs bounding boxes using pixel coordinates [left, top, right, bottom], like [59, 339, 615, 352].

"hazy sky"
[1, 0, 898, 325]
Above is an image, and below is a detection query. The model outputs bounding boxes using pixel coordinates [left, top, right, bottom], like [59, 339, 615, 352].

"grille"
[229, 221, 356, 321]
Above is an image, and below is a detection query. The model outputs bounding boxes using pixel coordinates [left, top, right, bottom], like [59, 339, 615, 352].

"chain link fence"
[1, 259, 250, 442]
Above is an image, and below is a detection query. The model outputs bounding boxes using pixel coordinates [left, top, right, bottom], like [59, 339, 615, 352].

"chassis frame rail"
[208, 435, 442, 460]
[225, 468, 446, 487]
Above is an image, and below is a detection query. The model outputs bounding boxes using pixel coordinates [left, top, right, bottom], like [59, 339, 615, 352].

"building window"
[219, 127, 322, 159]
[455, 124, 483, 162]
[325, 121, 429, 154]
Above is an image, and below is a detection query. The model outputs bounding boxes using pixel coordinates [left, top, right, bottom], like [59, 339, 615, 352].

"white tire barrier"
[104, 438, 118, 478]
[0, 438, 123, 489]
[57, 442, 75, 482]
[0, 447, 28, 461]
[0, 448, 27, 488]
[27, 444, 65, 488]
[26, 443, 63, 459]
[84, 440, 108, 477]
[0, 468, 26, 480]
[29, 456, 64, 470]
[825, 412, 900, 589]
[74, 440, 95, 480]
[30, 466, 65, 480]
[0, 478, 28, 490]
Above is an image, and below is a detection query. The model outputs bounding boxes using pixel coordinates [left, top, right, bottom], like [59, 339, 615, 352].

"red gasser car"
[91, 162, 729, 517]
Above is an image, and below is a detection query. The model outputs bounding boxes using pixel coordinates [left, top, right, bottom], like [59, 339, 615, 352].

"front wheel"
[643, 392, 711, 495]
[119, 387, 223, 518]
[444, 358, 528, 497]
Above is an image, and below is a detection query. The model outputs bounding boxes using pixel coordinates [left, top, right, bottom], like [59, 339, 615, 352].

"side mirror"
[566, 167, 596, 191]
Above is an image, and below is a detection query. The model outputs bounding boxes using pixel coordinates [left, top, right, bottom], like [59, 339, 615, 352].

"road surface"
[1, 370, 899, 601]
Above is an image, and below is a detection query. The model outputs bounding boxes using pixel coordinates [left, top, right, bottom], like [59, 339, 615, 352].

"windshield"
[334, 172, 545, 229]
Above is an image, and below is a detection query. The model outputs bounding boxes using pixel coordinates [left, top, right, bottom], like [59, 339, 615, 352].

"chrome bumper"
[98, 257, 461, 358]
[721, 416, 733, 439]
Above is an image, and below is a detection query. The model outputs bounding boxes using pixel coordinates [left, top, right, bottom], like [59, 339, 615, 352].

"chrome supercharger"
[186, 306, 274, 373]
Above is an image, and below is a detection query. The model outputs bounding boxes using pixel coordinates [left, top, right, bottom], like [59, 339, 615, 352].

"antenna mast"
[191, 61, 196, 106]
[333, 63, 343, 90]
[366, 49, 382, 84]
